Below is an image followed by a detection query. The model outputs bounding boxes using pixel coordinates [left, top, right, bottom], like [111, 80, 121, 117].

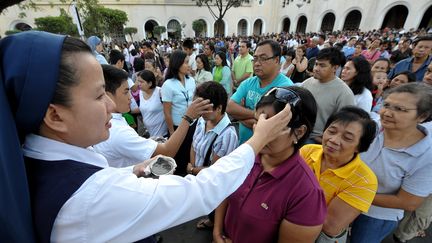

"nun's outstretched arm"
[52, 105, 292, 242]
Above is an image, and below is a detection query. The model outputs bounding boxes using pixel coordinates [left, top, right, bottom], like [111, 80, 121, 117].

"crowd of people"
[1, 26, 432, 243]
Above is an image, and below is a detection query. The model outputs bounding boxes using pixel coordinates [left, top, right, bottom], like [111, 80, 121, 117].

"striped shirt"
[192, 114, 238, 167]
[300, 144, 378, 213]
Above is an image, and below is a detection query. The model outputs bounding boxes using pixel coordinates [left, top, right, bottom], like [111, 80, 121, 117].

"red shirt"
[224, 151, 326, 243]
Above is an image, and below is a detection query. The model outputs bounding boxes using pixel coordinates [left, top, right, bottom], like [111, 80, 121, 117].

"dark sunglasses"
[264, 87, 302, 128]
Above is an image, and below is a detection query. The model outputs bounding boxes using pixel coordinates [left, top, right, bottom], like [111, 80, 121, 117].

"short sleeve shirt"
[224, 152, 326, 243]
[230, 74, 293, 144]
[192, 114, 238, 167]
[161, 77, 196, 126]
[232, 54, 253, 81]
[300, 144, 378, 213]
[93, 113, 158, 168]
[360, 125, 432, 220]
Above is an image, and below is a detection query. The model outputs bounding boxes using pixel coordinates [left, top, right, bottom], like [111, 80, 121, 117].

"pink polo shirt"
[224, 151, 327, 243]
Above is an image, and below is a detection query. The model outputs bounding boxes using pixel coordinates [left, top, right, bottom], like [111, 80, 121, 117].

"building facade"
[2, 0, 431, 40]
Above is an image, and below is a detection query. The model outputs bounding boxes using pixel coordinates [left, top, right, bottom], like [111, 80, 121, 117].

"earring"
[294, 140, 298, 145]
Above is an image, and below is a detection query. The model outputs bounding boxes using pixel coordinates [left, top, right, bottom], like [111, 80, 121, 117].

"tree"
[153, 25, 166, 37]
[34, 9, 78, 36]
[123, 27, 137, 41]
[4, 29, 21, 35]
[193, 0, 249, 37]
[77, 0, 128, 38]
[0, 0, 35, 14]
[192, 19, 206, 37]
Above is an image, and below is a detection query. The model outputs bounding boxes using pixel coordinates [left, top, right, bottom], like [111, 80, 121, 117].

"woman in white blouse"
[341, 56, 373, 112]
[194, 54, 213, 85]
[138, 70, 168, 137]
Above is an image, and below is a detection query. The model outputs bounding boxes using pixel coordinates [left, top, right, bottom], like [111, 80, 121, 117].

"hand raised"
[185, 97, 213, 119]
[253, 104, 292, 145]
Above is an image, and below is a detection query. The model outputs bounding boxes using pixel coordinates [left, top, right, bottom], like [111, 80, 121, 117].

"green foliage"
[124, 27, 138, 41]
[193, 0, 249, 36]
[4, 29, 21, 35]
[34, 9, 78, 35]
[153, 25, 166, 36]
[78, 0, 128, 38]
[192, 19, 206, 36]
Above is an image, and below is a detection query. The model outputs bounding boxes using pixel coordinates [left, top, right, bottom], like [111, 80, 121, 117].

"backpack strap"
[203, 123, 233, 167]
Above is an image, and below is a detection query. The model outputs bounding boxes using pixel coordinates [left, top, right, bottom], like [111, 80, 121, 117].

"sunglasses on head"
[264, 87, 302, 128]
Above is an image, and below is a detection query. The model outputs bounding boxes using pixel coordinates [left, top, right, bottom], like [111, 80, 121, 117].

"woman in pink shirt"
[361, 39, 382, 64]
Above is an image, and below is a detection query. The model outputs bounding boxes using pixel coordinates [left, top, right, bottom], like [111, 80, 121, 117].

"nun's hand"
[185, 97, 213, 119]
[133, 159, 153, 177]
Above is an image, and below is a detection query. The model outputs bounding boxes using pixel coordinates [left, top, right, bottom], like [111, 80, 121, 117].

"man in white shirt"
[183, 38, 197, 76]
[93, 65, 213, 167]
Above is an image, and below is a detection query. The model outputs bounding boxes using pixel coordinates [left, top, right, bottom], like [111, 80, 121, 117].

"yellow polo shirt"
[300, 144, 378, 213]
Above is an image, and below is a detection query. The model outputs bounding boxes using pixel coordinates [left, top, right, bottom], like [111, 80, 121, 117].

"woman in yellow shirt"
[300, 106, 378, 243]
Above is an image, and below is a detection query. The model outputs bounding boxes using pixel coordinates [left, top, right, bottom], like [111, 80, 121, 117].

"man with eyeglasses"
[301, 47, 354, 144]
[227, 40, 293, 144]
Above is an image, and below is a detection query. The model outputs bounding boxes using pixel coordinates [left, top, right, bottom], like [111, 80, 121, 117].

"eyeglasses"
[382, 102, 417, 112]
[252, 56, 275, 63]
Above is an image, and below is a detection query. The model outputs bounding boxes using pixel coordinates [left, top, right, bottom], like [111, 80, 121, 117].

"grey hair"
[384, 83, 432, 122]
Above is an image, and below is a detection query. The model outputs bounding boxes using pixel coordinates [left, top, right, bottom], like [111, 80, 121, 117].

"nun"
[0, 31, 293, 242]
[87, 35, 108, 64]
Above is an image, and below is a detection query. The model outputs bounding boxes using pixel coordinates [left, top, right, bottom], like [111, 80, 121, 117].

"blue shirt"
[192, 114, 238, 167]
[231, 73, 293, 144]
[360, 125, 432, 221]
[306, 47, 319, 59]
[161, 77, 196, 126]
[388, 55, 432, 81]
[342, 46, 355, 58]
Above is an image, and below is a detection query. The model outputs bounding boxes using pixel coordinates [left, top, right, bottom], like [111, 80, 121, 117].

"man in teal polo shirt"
[227, 40, 293, 144]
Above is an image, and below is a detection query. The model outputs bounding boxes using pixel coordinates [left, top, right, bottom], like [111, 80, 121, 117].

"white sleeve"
[356, 89, 373, 112]
[55, 144, 255, 242]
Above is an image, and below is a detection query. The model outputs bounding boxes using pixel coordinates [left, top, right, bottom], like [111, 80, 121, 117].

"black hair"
[196, 53, 211, 72]
[52, 36, 92, 106]
[130, 49, 137, 56]
[256, 39, 281, 60]
[215, 51, 228, 67]
[138, 70, 157, 89]
[206, 42, 215, 53]
[241, 40, 251, 49]
[195, 81, 228, 113]
[133, 57, 145, 72]
[346, 57, 373, 95]
[412, 36, 432, 47]
[165, 50, 189, 81]
[142, 42, 152, 49]
[316, 47, 344, 66]
[384, 83, 432, 122]
[182, 38, 194, 49]
[324, 106, 377, 153]
[109, 49, 125, 65]
[391, 71, 416, 83]
[319, 34, 326, 41]
[286, 48, 296, 60]
[101, 64, 129, 94]
[256, 86, 317, 150]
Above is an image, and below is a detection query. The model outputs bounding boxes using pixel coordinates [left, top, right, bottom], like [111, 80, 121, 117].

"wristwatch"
[182, 114, 194, 125]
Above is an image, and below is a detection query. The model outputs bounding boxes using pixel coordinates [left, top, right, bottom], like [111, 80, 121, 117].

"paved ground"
[159, 218, 432, 243]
